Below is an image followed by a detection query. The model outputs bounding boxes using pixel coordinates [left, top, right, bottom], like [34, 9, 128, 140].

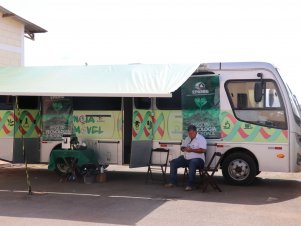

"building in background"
[0, 6, 46, 66]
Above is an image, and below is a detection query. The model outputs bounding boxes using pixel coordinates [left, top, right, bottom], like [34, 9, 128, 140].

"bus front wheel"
[222, 152, 257, 185]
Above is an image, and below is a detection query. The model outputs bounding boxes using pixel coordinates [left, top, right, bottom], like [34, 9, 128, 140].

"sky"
[1, 0, 301, 99]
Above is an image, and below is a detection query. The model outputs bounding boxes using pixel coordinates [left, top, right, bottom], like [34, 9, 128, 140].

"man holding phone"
[165, 125, 207, 191]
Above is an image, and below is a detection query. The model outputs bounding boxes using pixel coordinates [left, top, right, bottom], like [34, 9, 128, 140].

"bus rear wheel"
[222, 152, 257, 185]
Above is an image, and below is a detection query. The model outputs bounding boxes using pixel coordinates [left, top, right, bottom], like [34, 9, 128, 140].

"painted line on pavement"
[0, 189, 101, 197]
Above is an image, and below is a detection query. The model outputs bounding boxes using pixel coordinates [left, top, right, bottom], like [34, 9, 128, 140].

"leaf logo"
[195, 82, 206, 90]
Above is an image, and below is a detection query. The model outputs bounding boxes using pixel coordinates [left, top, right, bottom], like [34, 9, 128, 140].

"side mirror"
[254, 82, 263, 102]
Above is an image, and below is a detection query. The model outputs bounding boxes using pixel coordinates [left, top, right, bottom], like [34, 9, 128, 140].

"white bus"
[0, 62, 300, 185]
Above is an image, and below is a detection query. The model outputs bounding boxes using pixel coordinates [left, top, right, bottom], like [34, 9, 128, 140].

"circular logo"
[195, 82, 206, 90]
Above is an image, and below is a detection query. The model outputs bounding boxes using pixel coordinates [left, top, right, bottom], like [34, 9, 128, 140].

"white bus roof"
[198, 62, 277, 73]
[0, 64, 199, 97]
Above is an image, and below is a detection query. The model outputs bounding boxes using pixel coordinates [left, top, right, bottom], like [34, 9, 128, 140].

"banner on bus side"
[73, 111, 122, 139]
[15, 109, 41, 138]
[181, 75, 221, 139]
[220, 111, 289, 143]
[42, 97, 73, 141]
[132, 110, 153, 141]
[0, 110, 41, 138]
[0, 110, 15, 137]
[152, 110, 183, 141]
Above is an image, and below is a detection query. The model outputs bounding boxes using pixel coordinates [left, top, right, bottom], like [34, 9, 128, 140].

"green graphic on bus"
[181, 75, 221, 139]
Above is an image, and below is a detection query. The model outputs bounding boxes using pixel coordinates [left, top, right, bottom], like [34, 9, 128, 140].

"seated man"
[165, 125, 207, 191]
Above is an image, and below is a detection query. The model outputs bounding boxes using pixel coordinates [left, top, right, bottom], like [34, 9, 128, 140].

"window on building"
[225, 80, 287, 129]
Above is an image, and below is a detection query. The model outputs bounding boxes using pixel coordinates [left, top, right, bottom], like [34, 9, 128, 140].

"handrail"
[158, 141, 182, 145]
[97, 140, 120, 144]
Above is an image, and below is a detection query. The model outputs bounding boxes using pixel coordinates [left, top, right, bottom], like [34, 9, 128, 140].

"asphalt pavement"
[0, 161, 301, 226]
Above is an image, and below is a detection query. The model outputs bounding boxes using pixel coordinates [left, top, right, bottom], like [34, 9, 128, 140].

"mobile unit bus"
[0, 62, 300, 185]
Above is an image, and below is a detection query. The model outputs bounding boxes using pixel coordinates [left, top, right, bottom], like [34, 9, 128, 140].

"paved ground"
[0, 160, 301, 226]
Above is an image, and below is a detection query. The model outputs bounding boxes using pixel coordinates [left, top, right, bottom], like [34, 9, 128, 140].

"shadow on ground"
[0, 166, 301, 225]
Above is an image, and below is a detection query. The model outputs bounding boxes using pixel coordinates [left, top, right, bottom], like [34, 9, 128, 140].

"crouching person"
[165, 125, 207, 191]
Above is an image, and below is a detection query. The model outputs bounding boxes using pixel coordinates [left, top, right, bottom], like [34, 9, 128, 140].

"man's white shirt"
[182, 133, 207, 161]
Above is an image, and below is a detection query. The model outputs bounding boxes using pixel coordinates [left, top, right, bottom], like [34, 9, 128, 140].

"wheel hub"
[228, 159, 250, 181]
[235, 166, 243, 173]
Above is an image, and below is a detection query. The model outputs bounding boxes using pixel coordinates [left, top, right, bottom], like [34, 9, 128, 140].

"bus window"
[134, 97, 151, 109]
[73, 97, 121, 110]
[17, 96, 39, 109]
[0, 96, 13, 110]
[265, 82, 281, 108]
[156, 87, 181, 110]
[225, 80, 287, 129]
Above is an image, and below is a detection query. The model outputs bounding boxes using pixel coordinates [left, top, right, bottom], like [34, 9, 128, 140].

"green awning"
[0, 64, 199, 97]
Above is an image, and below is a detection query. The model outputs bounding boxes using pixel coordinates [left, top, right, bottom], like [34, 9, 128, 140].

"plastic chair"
[146, 148, 170, 184]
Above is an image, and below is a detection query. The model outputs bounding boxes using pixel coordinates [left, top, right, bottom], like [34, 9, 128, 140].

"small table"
[48, 148, 99, 172]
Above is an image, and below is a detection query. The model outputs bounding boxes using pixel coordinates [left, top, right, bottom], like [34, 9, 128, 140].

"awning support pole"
[16, 97, 32, 195]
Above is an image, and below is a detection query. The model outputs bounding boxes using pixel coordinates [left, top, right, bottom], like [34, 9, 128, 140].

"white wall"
[0, 12, 24, 66]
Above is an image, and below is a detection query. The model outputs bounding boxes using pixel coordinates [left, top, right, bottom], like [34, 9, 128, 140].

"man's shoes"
[164, 183, 175, 188]
[185, 186, 193, 191]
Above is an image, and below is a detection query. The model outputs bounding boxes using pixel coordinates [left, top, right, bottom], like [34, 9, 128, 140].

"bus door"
[13, 96, 41, 163]
[0, 96, 14, 161]
[153, 88, 183, 162]
[129, 97, 153, 167]
[123, 97, 132, 164]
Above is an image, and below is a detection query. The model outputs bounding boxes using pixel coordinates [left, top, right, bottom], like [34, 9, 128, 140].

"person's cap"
[187, 125, 197, 132]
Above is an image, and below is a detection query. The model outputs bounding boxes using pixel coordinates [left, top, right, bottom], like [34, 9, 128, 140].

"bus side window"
[17, 96, 39, 109]
[156, 87, 181, 110]
[265, 82, 281, 108]
[225, 80, 287, 130]
[73, 97, 122, 110]
[0, 96, 13, 110]
[134, 97, 151, 109]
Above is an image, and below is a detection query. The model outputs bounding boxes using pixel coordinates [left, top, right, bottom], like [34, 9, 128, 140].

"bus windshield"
[286, 84, 301, 126]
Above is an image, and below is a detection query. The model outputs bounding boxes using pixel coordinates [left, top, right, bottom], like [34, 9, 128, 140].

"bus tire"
[222, 152, 257, 185]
